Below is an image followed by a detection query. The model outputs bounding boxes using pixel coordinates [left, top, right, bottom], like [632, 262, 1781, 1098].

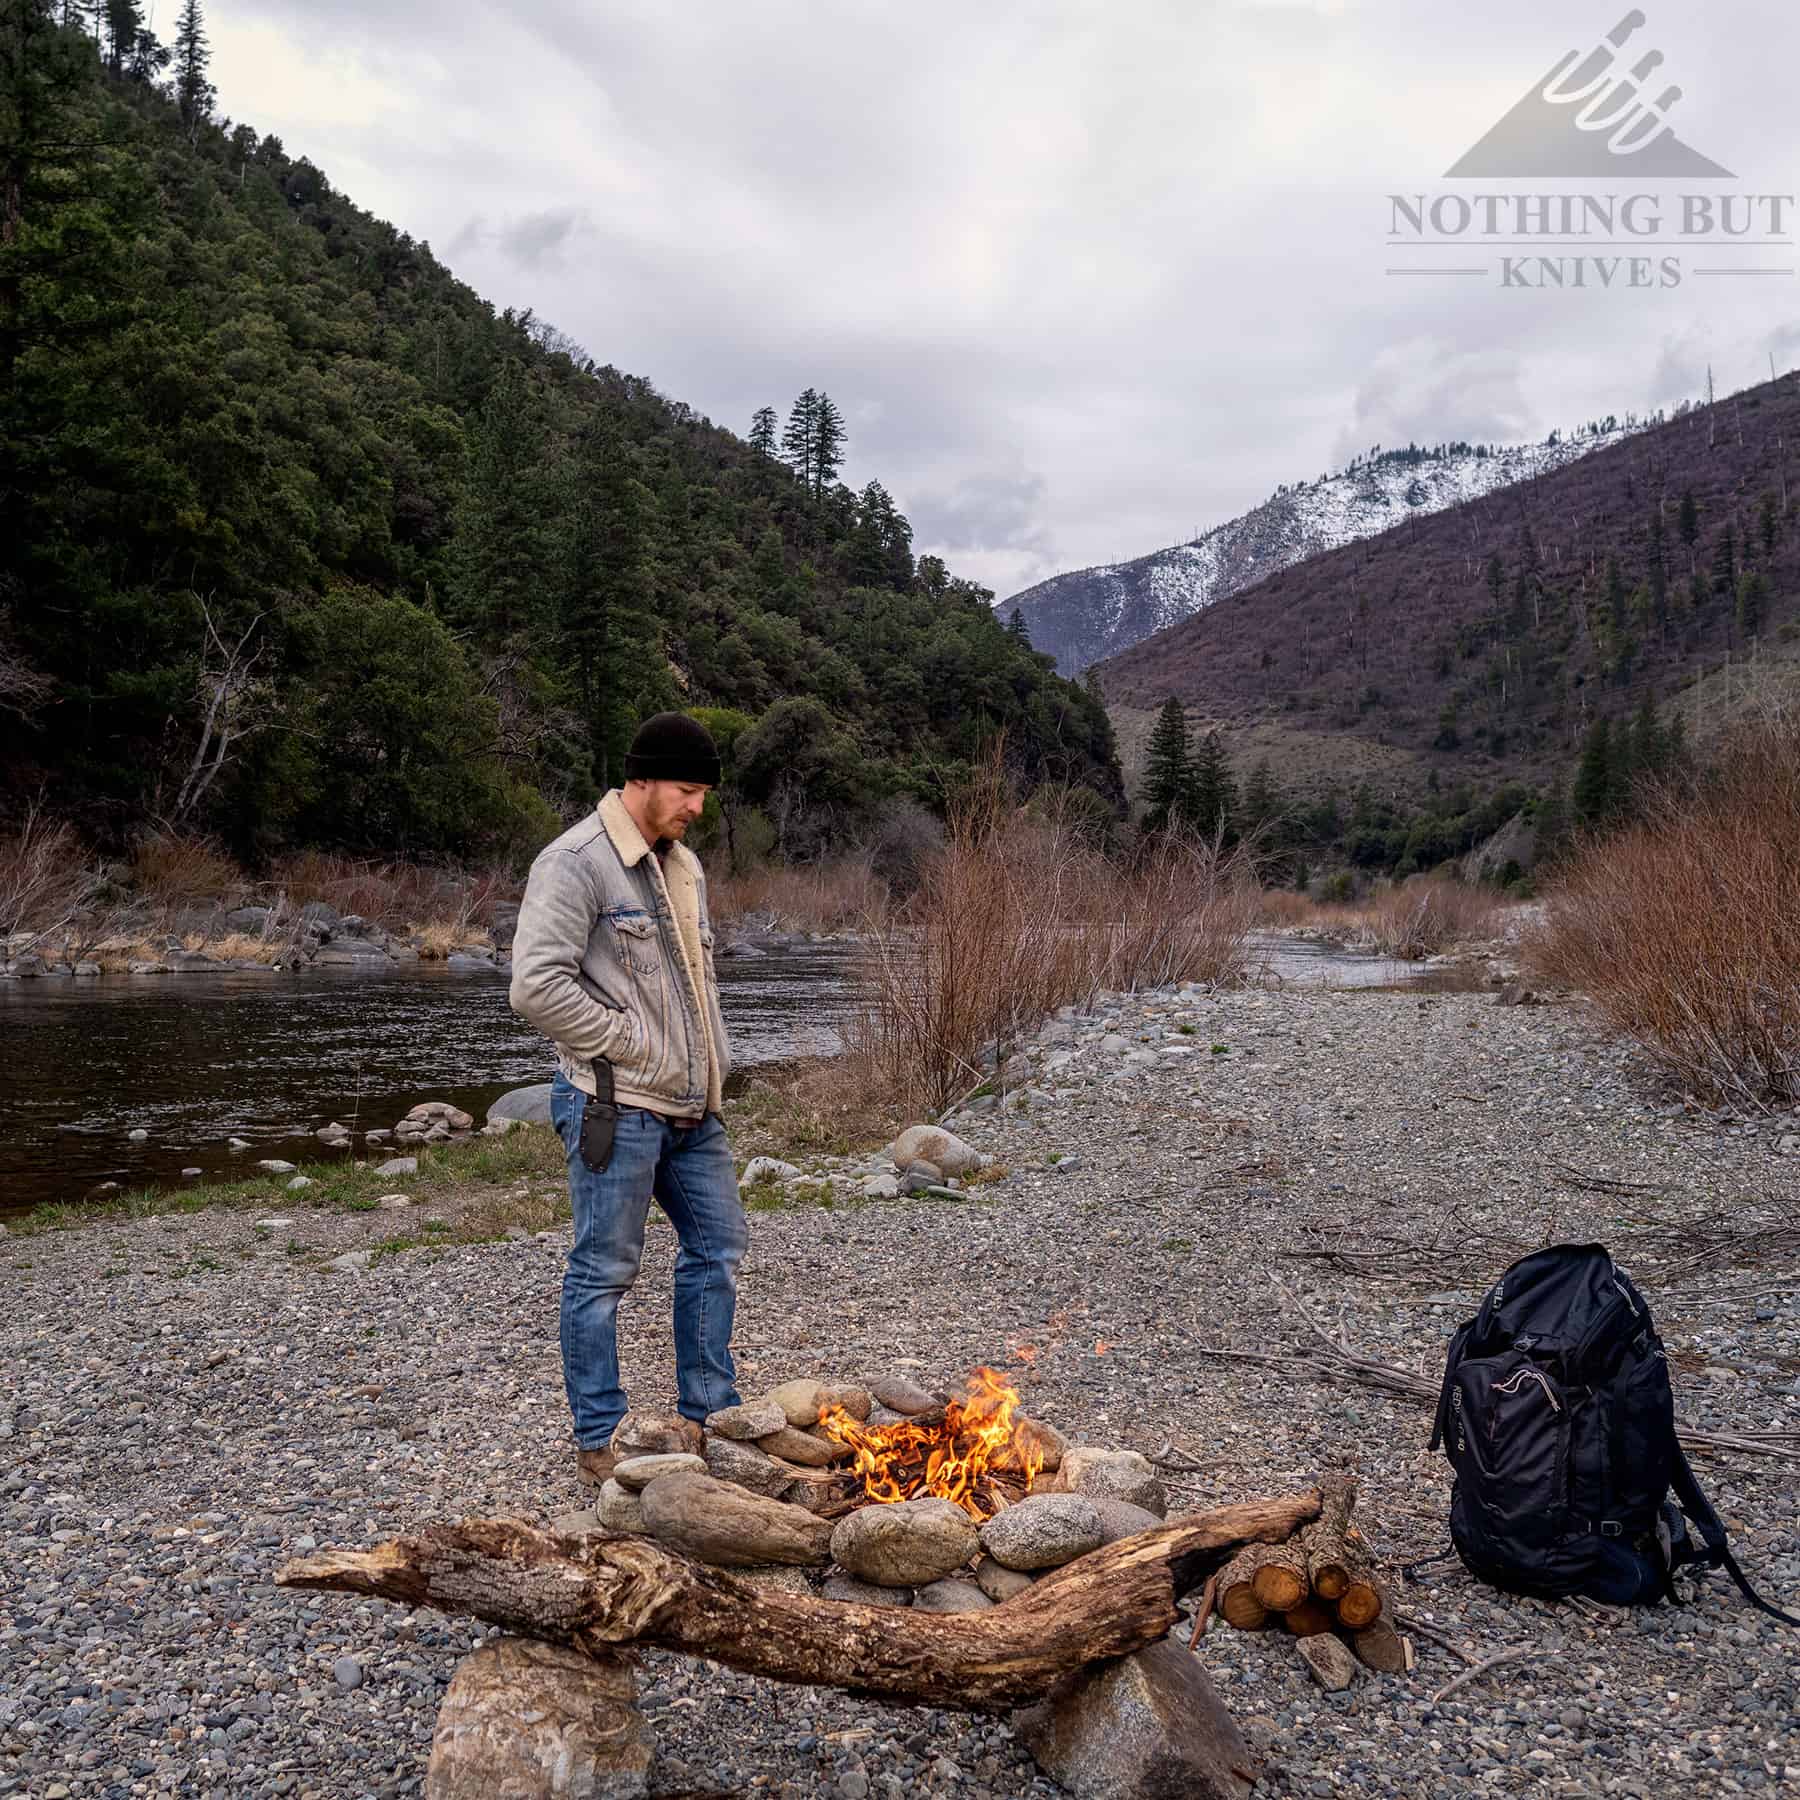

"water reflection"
[0, 945, 860, 1212]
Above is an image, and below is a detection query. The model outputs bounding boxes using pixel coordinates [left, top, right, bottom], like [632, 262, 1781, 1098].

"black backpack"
[1429, 1243, 1799, 1624]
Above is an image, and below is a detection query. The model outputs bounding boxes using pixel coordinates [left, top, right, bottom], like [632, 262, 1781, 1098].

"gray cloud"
[208, 0, 1800, 603]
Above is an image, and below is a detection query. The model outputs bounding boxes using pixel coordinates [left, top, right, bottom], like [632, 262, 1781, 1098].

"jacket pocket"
[604, 907, 661, 975]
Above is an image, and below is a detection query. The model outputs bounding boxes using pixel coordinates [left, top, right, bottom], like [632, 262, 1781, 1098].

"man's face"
[641, 780, 710, 842]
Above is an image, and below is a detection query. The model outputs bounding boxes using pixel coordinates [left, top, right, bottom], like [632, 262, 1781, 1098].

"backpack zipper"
[1493, 1367, 1562, 1412]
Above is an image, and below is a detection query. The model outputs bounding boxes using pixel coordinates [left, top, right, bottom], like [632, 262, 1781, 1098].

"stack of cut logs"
[1214, 1474, 1408, 1676]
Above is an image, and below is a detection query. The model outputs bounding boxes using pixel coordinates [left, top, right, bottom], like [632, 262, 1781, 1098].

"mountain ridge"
[1004, 422, 1649, 676]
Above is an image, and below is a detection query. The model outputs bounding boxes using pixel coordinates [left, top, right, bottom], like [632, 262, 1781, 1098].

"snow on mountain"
[1001, 423, 1643, 677]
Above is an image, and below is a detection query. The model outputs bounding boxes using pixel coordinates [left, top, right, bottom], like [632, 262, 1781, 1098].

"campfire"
[817, 1367, 1044, 1520]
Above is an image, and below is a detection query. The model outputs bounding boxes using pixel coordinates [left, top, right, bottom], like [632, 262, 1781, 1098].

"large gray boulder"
[637, 1471, 833, 1568]
[831, 1497, 977, 1587]
[311, 937, 394, 967]
[978, 1494, 1104, 1572]
[1013, 1637, 1258, 1800]
[1060, 1448, 1167, 1517]
[886, 1124, 984, 1177]
[487, 1083, 554, 1127]
[423, 1636, 651, 1799]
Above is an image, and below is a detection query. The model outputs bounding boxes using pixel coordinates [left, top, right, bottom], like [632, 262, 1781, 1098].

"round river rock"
[831, 1497, 978, 1587]
[977, 1493, 1105, 1571]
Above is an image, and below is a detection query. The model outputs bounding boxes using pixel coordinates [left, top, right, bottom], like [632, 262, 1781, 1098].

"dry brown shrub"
[185, 931, 284, 963]
[726, 1054, 897, 1161]
[269, 852, 518, 935]
[1354, 877, 1505, 959]
[0, 805, 105, 938]
[1255, 888, 1320, 927]
[851, 767, 1254, 1114]
[129, 832, 244, 905]
[710, 860, 888, 935]
[1527, 720, 1800, 1109]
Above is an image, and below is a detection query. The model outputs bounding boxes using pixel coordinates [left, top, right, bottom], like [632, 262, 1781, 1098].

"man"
[509, 712, 745, 1486]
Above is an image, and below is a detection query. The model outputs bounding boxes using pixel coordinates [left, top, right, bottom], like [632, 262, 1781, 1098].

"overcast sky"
[206, 0, 1800, 602]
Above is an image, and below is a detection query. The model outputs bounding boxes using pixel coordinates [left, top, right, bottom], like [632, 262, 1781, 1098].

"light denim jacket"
[509, 791, 730, 1118]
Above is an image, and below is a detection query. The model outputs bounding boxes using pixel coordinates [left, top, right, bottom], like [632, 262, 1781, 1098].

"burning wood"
[817, 1367, 1046, 1520]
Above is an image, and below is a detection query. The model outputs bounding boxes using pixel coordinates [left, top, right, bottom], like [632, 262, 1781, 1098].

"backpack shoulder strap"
[1671, 1444, 1800, 1628]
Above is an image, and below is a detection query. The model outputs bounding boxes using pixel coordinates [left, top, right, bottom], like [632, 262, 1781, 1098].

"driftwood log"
[277, 1492, 1319, 1711]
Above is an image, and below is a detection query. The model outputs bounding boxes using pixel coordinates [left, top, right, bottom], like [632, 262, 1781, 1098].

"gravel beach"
[4, 981, 1798, 1799]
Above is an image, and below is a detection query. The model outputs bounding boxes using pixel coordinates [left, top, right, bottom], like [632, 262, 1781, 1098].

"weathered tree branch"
[277, 1492, 1319, 1710]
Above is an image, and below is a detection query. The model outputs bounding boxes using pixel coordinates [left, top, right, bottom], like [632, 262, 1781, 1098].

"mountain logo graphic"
[1447, 11, 1734, 178]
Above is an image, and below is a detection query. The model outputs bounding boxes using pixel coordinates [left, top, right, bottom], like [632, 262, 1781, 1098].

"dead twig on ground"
[1394, 1611, 1481, 1667]
[1425, 1644, 1536, 1710]
[1179, 1280, 1800, 1465]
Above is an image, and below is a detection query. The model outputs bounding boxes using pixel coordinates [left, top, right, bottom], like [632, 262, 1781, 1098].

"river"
[0, 932, 1449, 1215]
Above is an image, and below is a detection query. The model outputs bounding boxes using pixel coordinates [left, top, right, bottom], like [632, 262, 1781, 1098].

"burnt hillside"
[1096, 373, 1800, 793]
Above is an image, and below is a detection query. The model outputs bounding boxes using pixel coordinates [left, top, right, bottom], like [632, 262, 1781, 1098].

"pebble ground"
[3, 981, 1798, 1798]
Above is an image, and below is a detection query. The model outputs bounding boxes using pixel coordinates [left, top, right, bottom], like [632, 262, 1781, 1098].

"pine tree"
[1006, 607, 1029, 643]
[1484, 553, 1504, 604]
[102, 0, 140, 74]
[1626, 695, 1663, 789]
[557, 422, 656, 791]
[748, 406, 777, 457]
[811, 391, 845, 495]
[781, 389, 818, 481]
[1139, 697, 1191, 833]
[1677, 489, 1699, 571]
[1736, 570, 1768, 642]
[447, 359, 550, 641]
[1185, 727, 1237, 841]
[1603, 555, 1627, 635]
[1647, 508, 1668, 630]
[1711, 523, 1736, 595]
[1572, 717, 1613, 826]
[172, 0, 213, 137]
[1759, 490, 1779, 560]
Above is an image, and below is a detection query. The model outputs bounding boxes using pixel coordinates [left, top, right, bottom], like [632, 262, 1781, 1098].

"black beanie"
[623, 712, 722, 787]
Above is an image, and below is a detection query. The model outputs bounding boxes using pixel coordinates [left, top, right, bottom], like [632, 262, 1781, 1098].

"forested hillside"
[1098, 374, 1800, 798]
[0, 3, 1119, 864]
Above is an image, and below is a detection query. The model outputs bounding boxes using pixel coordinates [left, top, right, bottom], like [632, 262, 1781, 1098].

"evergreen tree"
[1711, 522, 1736, 595]
[1185, 726, 1237, 841]
[1603, 555, 1627, 635]
[102, 0, 139, 74]
[447, 359, 551, 641]
[1139, 696, 1191, 832]
[781, 388, 818, 480]
[1677, 489, 1699, 569]
[747, 405, 777, 457]
[1626, 694, 1663, 789]
[1533, 782, 1568, 860]
[1646, 508, 1667, 629]
[1083, 665, 1105, 707]
[1484, 553, 1504, 604]
[1759, 490, 1779, 560]
[1736, 570, 1768, 642]
[1006, 607, 1029, 643]
[1238, 758, 1286, 845]
[556, 423, 659, 793]
[1571, 717, 1613, 826]
[811, 391, 845, 496]
[172, 0, 212, 137]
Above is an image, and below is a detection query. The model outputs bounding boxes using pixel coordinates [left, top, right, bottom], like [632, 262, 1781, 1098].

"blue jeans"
[549, 1073, 746, 1449]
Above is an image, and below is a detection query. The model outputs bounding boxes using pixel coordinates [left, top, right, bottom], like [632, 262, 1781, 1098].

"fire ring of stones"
[573, 1367, 1170, 1607]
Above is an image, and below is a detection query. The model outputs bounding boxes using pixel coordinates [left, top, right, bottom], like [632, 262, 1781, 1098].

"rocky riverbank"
[3, 983, 1798, 1798]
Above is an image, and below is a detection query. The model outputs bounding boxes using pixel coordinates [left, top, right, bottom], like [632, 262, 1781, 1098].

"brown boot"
[575, 1445, 617, 1488]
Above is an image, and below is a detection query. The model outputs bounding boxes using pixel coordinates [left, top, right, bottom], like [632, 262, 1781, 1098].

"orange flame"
[817, 1367, 1043, 1520]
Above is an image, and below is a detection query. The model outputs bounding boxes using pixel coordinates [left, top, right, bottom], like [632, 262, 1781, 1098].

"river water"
[0, 932, 1445, 1215]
